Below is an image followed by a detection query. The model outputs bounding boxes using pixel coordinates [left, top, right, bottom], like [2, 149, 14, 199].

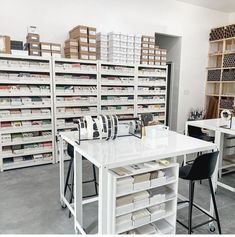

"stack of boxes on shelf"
[140, 35, 167, 66]
[100, 32, 141, 64]
[96, 33, 108, 61]
[64, 25, 97, 60]
[0, 36, 11, 54]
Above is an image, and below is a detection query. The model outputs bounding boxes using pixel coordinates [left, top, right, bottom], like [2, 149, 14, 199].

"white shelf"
[116, 211, 175, 234]
[57, 124, 77, 130]
[0, 103, 51, 109]
[0, 54, 55, 171]
[0, 125, 52, 134]
[137, 108, 166, 113]
[101, 91, 134, 96]
[0, 92, 51, 97]
[56, 91, 97, 96]
[3, 158, 53, 170]
[2, 136, 52, 146]
[0, 78, 50, 85]
[0, 114, 52, 122]
[55, 69, 97, 75]
[116, 179, 177, 198]
[137, 100, 166, 105]
[101, 110, 135, 115]
[0, 67, 50, 73]
[56, 102, 97, 107]
[2, 147, 53, 159]
[100, 71, 135, 77]
[116, 196, 176, 217]
[138, 91, 166, 95]
[55, 79, 97, 85]
[57, 112, 97, 119]
[101, 82, 135, 86]
[138, 83, 167, 87]
[138, 73, 167, 77]
[101, 100, 135, 106]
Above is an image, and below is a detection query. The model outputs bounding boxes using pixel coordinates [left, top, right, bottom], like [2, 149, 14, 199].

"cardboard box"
[41, 50, 51, 58]
[148, 43, 155, 49]
[78, 43, 89, 53]
[142, 35, 149, 42]
[51, 43, 61, 51]
[26, 33, 40, 42]
[88, 27, 96, 36]
[149, 36, 155, 43]
[141, 54, 148, 60]
[77, 36, 88, 44]
[89, 52, 96, 60]
[69, 25, 88, 39]
[28, 42, 41, 50]
[65, 53, 78, 59]
[88, 37, 96, 45]
[0, 36, 11, 54]
[89, 44, 96, 53]
[29, 49, 41, 56]
[64, 47, 78, 54]
[78, 52, 89, 60]
[141, 43, 149, 49]
[40, 42, 51, 51]
[65, 39, 78, 47]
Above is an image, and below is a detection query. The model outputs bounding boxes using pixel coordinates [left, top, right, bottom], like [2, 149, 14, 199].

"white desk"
[59, 130, 217, 234]
[186, 118, 235, 193]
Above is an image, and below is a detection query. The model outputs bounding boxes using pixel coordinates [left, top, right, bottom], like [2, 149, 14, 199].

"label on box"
[41, 44, 51, 50]
[149, 49, 154, 54]
[142, 37, 149, 42]
[79, 37, 88, 43]
[148, 55, 154, 60]
[80, 45, 88, 52]
[89, 54, 96, 60]
[79, 54, 89, 60]
[51, 45, 61, 51]
[142, 43, 148, 48]
[142, 49, 148, 54]
[149, 44, 155, 49]
[89, 38, 96, 44]
[89, 46, 96, 52]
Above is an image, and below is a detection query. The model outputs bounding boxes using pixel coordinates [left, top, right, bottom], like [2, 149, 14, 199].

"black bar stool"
[64, 143, 98, 215]
[177, 151, 222, 234]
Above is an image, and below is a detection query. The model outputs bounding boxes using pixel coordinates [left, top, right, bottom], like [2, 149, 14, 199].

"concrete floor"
[0, 162, 235, 234]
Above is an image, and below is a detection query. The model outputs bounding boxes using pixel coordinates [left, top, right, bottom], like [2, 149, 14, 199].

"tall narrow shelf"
[99, 61, 136, 119]
[0, 54, 55, 171]
[52, 58, 98, 161]
[137, 65, 167, 124]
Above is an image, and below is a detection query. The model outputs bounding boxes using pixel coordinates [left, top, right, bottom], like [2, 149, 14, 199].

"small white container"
[134, 180, 150, 190]
[134, 198, 149, 209]
[150, 194, 166, 204]
[116, 220, 133, 233]
[150, 209, 166, 221]
[133, 215, 150, 227]
[151, 176, 167, 187]
[116, 203, 134, 216]
[145, 125, 169, 138]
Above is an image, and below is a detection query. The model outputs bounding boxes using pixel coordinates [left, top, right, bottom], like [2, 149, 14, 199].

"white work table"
[186, 118, 235, 193]
[59, 130, 217, 234]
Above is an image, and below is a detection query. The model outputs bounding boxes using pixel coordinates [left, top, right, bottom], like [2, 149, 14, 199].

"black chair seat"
[179, 164, 192, 179]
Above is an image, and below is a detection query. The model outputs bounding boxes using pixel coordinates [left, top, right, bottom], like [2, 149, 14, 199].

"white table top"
[187, 118, 235, 135]
[60, 130, 217, 169]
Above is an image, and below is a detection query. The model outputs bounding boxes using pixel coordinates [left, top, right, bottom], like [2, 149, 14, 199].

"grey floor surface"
[0, 162, 235, 234]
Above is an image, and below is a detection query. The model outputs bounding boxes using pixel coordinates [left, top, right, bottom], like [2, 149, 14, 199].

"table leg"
[74, 150, 83, 234]
[98, 166, 108, 234]
[208, 130, 221, 228]
[183, 123, 189, 165]
[218, 133, 224, 179]
[59, 136, 65, 207]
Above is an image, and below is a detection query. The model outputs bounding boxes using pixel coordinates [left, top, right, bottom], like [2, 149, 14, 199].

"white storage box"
[134, 198, 149, 209]
[116, 202, 134, 216]
[97, 33, 108, 41]
[134, 180, 150, 190]
[108, 32, 121, 41]
[150, 209, 166, 221]
[132, 209, 151, 227]
[120, 34, 128, 42]
[150, 193, 166, 204]
[151, 176, 167, 187]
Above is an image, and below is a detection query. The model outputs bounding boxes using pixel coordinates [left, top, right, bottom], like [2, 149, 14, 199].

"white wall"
[229, 12, 235, 23]
[0, 0, 229, 132]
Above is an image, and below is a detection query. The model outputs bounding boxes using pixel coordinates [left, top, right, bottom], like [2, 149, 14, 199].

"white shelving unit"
[0, 56, 168, 169]
[107, 160, 178, 234]
[99, 61, 136, 119]
[52, 58, 98, 161]
[0, 54, 55, 171]
[137, 65, 168, 123]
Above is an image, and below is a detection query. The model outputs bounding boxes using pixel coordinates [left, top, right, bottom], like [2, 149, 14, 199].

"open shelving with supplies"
[0, 54, 55, 171]
[107, 159, 178, 234]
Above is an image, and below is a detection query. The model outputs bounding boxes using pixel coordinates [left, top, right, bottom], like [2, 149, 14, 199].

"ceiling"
[177, 0, 235, 13]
